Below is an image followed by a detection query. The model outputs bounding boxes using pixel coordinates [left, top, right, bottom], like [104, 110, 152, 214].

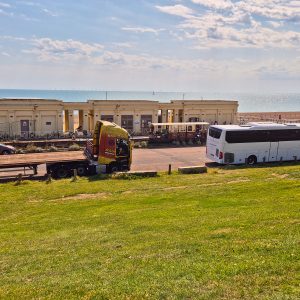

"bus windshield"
[209, 127, 222, 139]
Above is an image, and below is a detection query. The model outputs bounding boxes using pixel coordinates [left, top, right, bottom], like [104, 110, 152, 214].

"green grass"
[0, 165, 299, 299]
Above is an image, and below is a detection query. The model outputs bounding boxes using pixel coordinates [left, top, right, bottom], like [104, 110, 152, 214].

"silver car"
[0, 143, 16, 155]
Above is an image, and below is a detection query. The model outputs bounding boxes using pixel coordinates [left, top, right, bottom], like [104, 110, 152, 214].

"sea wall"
[239, 112, 300, 123]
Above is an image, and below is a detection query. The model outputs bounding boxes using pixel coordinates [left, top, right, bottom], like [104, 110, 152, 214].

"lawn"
[0, 165, 299, 299]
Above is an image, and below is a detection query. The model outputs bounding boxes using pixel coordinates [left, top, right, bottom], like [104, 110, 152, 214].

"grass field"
[0, 164, 299, 299]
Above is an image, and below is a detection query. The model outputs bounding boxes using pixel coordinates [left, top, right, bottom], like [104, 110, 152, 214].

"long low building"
[0, 98, 238, 138]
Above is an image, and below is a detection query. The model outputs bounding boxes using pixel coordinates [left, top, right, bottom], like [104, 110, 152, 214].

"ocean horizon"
[0, 89, 300, 113]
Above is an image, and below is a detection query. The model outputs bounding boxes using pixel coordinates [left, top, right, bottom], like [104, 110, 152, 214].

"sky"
[0, 0, 300, 92]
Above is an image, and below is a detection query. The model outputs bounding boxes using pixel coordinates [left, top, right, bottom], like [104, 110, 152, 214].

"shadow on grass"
[205, 161, 300, 170]
[87, 172, 159, 181]
[87, 174, 111, 182]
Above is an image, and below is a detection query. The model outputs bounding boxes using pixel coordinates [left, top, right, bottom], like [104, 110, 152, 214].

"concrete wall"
[0, 98, 238, 137]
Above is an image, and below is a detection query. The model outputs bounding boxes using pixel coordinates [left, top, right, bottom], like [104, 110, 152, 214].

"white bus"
[206, 122, 300, 164]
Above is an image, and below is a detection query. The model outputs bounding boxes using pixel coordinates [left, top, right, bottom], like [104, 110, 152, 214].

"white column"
[115, 110, 121, 126]
[8, 111, 15, 137]
[34, 111, 41, 135]
[68, 110, 74, 132]
[153, 111, 158, 123]
[173, 109, 179, 122]
[133, 113, 140, 133]
[183, 110, 189, 122]
[82, 110, 89, 131]
[161, 110, 168, 123]
[94, 111, 100, 127]
[57, 111, 63, 133]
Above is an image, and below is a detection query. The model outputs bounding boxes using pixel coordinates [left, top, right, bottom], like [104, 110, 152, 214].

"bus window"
[270, 129, 300, 142]
[209, 127, 222, 139]
[187, 125, 193, 132]
[226, 130, 270, 143]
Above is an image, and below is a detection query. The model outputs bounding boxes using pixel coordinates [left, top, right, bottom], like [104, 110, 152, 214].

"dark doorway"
[20, 120, 30, 138]
[141, 115, 152, 135]
[121, 115, 133, 132]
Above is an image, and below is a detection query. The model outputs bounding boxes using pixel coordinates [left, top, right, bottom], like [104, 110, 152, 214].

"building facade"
[0, 99, 64, 138]
[0, 98, 238, 138]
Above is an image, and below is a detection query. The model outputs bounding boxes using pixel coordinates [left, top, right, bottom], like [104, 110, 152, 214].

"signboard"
[20, 120, 29, 132]
[20, 120, 30, 138]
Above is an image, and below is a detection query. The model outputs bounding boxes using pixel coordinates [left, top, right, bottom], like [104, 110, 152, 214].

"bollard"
[71, 169, 78, 182]
[46, 173, 52, 184]
[168, 164, 172, 175]
[16, 173, 22, 185]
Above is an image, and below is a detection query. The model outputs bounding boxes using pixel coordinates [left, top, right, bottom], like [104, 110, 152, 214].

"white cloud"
[1, 51, 10, 57]
[267, 21, 283, 28]
[236, 0, 300, 20]
[156, 1, 300, 49]
[42, 8, 59, 17]
[0, 35, 27, 41]
[0, 7, 13, 16]
[122, 27, 164, 35]
[0, 2, 10, 8]
[155, 4, 194, 18]
[191, 0, 233, 10]
[14, 37, 299, 83]
[23, 38, 104, 62]
[1, 35, 300, 91]
[113, 42, 134, 48]
[19, 13, 39, 21]
[17, 1, 40, 6]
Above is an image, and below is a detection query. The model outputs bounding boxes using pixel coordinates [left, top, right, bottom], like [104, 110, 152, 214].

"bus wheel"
[247, 155, 257, 165]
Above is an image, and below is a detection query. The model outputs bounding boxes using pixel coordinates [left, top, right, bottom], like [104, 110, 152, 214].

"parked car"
[0, 143, 16, 155]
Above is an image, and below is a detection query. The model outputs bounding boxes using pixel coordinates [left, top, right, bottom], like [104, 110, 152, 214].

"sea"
[0, 89, 300, 112]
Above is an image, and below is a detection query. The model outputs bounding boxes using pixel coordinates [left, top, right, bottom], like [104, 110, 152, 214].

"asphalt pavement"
[131, 146, 207, 172]
[0, 146, 208, 180]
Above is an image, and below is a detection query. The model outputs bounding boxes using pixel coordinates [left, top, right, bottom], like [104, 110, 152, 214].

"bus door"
[268, 141, 279, 162]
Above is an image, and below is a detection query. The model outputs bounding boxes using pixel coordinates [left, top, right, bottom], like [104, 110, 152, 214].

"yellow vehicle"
[0, 120, 132, 180]
[86, 120, 132, 173]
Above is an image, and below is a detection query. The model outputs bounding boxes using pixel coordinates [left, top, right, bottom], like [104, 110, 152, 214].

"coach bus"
[206, 122, 300, 164]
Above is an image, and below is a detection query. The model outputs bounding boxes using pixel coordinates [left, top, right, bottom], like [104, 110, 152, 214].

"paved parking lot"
[0, 146, 208, 180]
[131, 146, 207, 172]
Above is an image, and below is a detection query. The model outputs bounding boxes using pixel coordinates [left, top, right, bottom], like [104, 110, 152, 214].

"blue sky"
[0, 0, 300, 92]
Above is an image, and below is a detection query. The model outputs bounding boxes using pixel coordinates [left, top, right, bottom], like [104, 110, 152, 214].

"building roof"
[151, 122, 209, 126]
[212, 122, 300, 130]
